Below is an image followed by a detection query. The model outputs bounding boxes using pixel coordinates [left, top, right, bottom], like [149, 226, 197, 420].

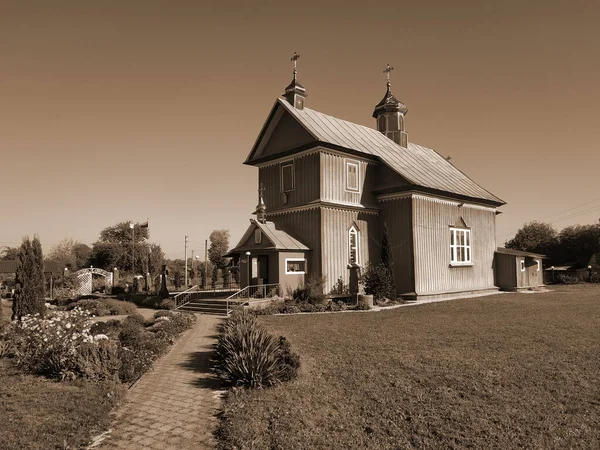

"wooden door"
[526, 258, 539, 287]
[251, 256, 269, 285]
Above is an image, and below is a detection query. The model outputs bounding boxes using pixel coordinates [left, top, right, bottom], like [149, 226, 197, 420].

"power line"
[496, 196, 600, 238]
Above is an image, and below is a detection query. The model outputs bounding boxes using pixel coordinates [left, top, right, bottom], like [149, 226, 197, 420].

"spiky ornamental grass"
[214, 309, 299, 388]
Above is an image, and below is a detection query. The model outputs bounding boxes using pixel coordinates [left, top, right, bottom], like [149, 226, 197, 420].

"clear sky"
[1, 0, 599, 259]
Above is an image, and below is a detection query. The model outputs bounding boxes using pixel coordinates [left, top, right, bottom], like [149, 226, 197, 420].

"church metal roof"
[277, 99, 504, 205]
[229, 219, 309, 253]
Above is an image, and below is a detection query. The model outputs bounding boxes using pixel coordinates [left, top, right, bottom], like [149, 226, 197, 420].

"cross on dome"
[384, 64, 394, 86]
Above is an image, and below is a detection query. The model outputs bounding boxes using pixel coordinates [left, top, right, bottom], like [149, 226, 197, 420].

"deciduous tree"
[47, 238, 92, 270]
[90, 221, 150, 272]
[0, 246, 19, 260]
[505, 221, 558, 256]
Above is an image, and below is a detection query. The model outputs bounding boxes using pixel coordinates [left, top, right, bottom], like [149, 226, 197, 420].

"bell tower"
[373, 64, 408, 148]
[283, 52, 307, 110]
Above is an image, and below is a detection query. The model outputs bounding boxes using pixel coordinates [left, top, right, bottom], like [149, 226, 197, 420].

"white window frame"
[254, 229, 262, 244]
[285, 258, 306, 275]
[450, 227, 472, 266]
[536, 260, 540, 272]
[280, 162, 295, 193]
[520, 260, 526, 272]
[348, 225, 360, 265]
[345, 160, 360, 192]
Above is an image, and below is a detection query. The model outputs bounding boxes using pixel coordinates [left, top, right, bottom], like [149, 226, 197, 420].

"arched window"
[348, 226, 359, 264]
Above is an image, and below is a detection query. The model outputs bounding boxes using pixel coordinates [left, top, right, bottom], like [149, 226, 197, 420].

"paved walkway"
[91, 314, 224, 450]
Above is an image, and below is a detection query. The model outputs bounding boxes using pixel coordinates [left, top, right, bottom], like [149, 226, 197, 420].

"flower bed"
[66, 298, 138, 317]
[2, 308, 196, 382]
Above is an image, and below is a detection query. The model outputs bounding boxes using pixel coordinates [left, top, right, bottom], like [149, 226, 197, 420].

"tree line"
[505, 221, 600, 267]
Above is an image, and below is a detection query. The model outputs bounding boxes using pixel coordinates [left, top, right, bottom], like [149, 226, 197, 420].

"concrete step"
[184, 299, 239, 306]
[178, 300, 247, 315]
[179, 305, 229, 315]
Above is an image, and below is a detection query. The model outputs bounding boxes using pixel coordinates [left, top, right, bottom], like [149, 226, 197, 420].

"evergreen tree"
[12, 236, 46, 320]
[381, 222, 396, 293]
[212, 265, 218, 289]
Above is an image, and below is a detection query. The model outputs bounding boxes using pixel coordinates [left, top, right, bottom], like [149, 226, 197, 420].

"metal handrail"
[226, 283, 281, 315]
[173, 285, 199, 309]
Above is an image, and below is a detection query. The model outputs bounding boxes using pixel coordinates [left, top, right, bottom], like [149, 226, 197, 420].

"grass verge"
[0, 359, 124, 450]
[217, 284, 600, 449]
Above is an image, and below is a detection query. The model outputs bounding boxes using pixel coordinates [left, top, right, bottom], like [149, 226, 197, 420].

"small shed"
[494, 248, 545, 291]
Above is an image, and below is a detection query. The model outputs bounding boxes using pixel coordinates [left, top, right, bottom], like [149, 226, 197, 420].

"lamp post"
[245, 251, 251, 289]
[588, 265, 593, 283]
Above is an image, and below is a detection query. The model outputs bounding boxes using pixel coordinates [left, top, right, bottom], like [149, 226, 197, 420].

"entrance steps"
[178, 299, 246, 316]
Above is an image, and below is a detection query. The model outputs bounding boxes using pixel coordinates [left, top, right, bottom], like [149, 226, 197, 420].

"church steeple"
[283, 52, 307, 110]
[253, 183, 267, 224]
[373, 64, 408, 148]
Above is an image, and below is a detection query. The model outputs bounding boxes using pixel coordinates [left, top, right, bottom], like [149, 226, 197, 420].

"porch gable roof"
[229, 219, 309, 253]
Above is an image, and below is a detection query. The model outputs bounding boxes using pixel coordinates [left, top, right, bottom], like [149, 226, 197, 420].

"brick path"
[92, 314, 224, 450]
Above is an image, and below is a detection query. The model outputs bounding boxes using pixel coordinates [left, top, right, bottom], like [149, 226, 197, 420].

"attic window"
[281, 162, 294, 192]
[346, 160, 359, 192]
[254, 229, 262, 244]
[450, 227, 471, 266]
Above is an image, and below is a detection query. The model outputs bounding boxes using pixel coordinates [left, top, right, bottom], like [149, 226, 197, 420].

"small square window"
[281, 163, 294, 192]
[346, 161, 359, 192]
[285, 258, 306, 274]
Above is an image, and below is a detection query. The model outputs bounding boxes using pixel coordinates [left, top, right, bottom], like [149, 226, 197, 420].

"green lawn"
[218, 285, 600, 449]
[0, 360, 124, 449]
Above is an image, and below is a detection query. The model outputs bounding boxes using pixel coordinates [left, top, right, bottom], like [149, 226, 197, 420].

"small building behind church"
[494, 247, 545, 291]
[228, 57, 507, 301]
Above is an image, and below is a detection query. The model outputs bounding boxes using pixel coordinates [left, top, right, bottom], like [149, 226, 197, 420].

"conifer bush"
[214, 309, 300, 388]
[12, 236, 46, 320]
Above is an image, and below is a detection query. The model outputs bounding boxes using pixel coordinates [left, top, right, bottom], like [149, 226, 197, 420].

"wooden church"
[228, 55, 506, 300]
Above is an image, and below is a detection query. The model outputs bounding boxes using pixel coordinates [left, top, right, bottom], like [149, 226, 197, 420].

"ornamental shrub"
[73, 339, 121, 381]
[292, 275, 326, 304]
[214, 309, 300, 388]
[90, 319, 122, 340]
[67, 299, 110, 317]
[361, 262, 396, 301]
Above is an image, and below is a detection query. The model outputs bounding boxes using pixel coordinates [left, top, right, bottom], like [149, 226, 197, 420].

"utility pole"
[204, 239, 208, 289]
[191, 249, 195, 286]
[184, 235, 189, 287]
[130, 221, 135, 276]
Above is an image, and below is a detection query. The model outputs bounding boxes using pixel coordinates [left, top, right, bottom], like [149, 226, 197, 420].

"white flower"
[65, 323, 72, 329]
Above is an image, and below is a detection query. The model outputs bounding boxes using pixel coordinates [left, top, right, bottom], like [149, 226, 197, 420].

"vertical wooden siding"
[266, 208, 321, 278]
[321, 208, 380, 287]
[412, 196, 496, 294]
[320, 152, 376, 207]
[259, 152, 321, 210]
[380, 197, 415, 295]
